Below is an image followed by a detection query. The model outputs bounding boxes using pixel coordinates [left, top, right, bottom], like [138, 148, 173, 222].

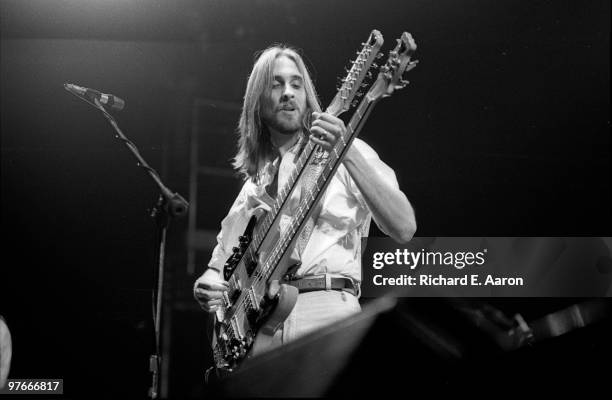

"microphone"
[64, 83, 125, 111]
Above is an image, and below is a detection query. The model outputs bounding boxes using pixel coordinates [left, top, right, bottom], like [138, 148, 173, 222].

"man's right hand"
[193, 268, 229, 313]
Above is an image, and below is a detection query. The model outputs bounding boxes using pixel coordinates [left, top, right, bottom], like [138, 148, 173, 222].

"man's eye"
[292, 83, 302, 89]
[272, 82, 281, 88]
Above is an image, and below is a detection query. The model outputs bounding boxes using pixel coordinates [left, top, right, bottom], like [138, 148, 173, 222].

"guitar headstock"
[366, 32, 418, 103]
[326, 29, 384, 116]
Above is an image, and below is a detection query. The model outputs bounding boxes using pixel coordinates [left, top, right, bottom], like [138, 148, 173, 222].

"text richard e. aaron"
[370, 248, 524, 287]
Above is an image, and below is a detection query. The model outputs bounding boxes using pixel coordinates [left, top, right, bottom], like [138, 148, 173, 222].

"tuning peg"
[355, 91, 364, 97]
[371, 63, 379, 69]
[376, 53, 384, 59]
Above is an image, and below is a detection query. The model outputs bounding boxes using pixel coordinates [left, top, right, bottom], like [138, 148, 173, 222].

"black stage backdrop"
[1, 0, 610, 398]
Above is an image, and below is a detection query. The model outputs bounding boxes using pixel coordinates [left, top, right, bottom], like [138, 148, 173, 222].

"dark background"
[1, 0, 610, 398]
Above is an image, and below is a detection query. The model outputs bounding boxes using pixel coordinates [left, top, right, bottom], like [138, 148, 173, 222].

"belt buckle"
[324, 273, 332, 291]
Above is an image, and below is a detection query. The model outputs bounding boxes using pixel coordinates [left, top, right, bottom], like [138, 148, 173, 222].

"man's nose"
[281, 83, 295, 100]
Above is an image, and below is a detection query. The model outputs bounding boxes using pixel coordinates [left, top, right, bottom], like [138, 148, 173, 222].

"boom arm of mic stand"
[92, 98, 189, 219]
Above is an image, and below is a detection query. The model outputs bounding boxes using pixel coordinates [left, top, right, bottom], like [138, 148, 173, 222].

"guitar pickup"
[229, 276, 242, 295]
[245, 257, 258, 277]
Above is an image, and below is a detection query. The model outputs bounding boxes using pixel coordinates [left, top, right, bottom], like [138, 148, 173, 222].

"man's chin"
[270, 118, 302, 135]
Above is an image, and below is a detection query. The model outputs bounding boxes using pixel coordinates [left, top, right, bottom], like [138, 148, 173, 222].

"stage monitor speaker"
[207, 297, 488, 397]
[206, 298, 612, 397]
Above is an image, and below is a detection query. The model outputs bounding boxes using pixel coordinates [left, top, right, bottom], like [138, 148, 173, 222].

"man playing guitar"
[194, 44, 416, 353]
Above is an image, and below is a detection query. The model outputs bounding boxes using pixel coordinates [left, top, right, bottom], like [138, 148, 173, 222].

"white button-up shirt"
[207, 138, 400, 285]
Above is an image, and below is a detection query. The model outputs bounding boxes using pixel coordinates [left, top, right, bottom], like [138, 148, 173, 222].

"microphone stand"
[68, 92, 187, 399]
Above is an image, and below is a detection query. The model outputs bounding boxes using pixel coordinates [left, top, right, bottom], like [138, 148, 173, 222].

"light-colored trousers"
[265, 290, 361, 352]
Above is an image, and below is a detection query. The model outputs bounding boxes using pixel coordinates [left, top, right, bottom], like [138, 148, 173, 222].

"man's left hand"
[310, 112, 346, 151]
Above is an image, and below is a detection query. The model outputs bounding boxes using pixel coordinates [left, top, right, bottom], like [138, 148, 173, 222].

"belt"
[285, 275, 357, 296]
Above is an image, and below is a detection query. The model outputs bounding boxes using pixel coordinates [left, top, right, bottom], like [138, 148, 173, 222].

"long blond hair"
[233, 45, 322, 182]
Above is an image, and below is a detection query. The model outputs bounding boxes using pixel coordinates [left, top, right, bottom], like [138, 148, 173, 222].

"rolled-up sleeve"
[346, 138, 400, 208]
[207, 184, 249, 272]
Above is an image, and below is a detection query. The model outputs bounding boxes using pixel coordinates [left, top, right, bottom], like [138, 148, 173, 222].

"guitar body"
[204, 279, 298, 383]
[210, 207, 303, 371]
